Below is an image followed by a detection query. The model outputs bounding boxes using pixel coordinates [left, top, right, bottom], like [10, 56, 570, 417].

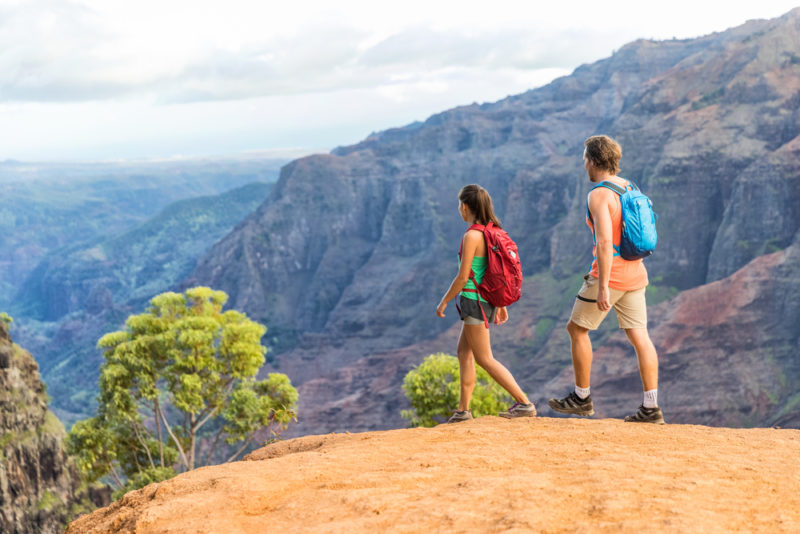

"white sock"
[643, 389, 658, 408]
[575, 385, 591, 400]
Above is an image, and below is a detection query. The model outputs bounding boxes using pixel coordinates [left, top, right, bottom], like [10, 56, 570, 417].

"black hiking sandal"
[624, 405, 665, 424]
[447, 410, 473, 423]
[548, 392, 595, 416]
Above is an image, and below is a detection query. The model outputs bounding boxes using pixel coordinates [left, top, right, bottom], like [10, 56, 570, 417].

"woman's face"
[459, 201, 472, 222]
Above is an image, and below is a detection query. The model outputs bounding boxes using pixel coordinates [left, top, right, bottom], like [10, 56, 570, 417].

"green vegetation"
[0, 432, 15, 449]
[645, 285, 680, 306]
[401, 353, 513, 427]
[36, 490, 61, 512]
[37, 411, 66, 437]
[67, 287, 298, 499]
[0, 312, 12, 324]
[692, 87, 725, 110]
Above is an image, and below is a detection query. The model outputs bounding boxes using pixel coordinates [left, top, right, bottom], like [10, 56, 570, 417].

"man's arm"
[588, 190, 613, 311]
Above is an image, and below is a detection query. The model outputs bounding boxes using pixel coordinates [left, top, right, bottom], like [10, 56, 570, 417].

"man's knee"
[624, 327, 651, 343]
[625, 327, 657, 352]
[566, 320, 589, 339]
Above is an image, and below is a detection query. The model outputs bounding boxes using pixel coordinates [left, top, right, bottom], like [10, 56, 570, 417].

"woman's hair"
[459, 184, 502, 228]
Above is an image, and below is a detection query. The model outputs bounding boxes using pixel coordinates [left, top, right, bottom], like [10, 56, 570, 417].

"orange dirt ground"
[67, 417, 800, 533]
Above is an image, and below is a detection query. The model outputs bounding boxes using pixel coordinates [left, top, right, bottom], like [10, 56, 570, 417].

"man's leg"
[622, 326, 664, 424]
[567, 320, 593, 389]
[549, 276, 610, 417]
[613, 286, 664, 423]
[625, 327, 658, 392]
[548, 320, 596, 416]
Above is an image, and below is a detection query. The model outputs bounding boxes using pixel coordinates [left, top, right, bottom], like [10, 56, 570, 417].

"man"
[548, 135, 664, 424]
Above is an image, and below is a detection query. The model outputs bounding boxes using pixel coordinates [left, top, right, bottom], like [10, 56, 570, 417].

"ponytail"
[458, 184, 502, 228]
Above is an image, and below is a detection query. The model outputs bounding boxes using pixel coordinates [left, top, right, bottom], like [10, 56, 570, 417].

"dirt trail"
[67, 417, 800, 533]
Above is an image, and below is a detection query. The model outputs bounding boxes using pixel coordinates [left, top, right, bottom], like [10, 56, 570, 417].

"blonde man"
[549, 135, 664, 424]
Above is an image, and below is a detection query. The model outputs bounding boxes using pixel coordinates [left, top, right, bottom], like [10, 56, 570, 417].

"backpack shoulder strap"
[590, 181, 626, 196]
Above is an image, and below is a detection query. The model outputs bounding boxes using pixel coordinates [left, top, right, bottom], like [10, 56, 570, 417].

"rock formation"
[0, 321, 105, 533]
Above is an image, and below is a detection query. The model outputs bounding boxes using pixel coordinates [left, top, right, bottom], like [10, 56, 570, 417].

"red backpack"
[457, 222, 523, 327]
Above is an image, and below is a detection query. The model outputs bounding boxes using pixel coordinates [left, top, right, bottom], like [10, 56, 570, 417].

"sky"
[1, 0, 798, 161]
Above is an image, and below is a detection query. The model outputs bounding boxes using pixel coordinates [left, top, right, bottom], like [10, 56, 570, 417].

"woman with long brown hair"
[436, 184, 535, 422]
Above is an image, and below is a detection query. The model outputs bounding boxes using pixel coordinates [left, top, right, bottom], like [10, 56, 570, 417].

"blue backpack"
[588, 180, 658, 260]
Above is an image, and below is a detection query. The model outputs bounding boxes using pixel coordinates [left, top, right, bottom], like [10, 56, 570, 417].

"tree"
[401, 352, 513, 427]
[68, 287, 297, 498]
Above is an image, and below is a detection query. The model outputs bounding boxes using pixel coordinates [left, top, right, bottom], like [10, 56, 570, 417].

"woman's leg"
[464, 324, 529, 404]
[456, 323, 476, 411]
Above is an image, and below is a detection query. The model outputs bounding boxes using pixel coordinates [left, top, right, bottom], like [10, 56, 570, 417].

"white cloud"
[0, 0, 798, 159]
[3, 0, 795, 105]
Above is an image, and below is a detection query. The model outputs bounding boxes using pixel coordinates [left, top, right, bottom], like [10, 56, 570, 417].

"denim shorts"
[459, 294, 496, 325]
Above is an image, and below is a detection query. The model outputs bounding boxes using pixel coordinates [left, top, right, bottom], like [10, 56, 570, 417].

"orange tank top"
[586, 182, 649, 291]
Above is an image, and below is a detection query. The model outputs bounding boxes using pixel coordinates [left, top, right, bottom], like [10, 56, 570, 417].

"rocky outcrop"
[0, 321, 104, 533]
[65, 417, 800, 533]
[186, 9, 800, 435]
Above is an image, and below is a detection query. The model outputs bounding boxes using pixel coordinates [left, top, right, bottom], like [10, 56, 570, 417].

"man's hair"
[584, 135, 622, 174]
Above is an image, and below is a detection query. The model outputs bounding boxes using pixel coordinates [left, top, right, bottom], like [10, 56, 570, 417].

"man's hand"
[495, 306, 508, 325]
[596, 285, 611, 311]
[436, 300, 447, 317]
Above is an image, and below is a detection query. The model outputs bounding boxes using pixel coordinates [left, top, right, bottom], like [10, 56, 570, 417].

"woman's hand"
[495, 306, 508, 325]
[436, 299, 447, 317]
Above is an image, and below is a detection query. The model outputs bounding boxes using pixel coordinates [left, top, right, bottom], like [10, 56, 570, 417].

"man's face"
[583, 149, 595, 181]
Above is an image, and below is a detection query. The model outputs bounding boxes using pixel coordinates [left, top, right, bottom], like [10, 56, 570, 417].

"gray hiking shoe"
[498, 402, 537, 418]
[624, 405, 665, 424]
[447, 410, 473, 423]
[548, 392, 595, 416]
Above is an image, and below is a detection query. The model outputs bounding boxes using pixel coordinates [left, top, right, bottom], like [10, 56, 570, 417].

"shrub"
[401, 352, 513, 427]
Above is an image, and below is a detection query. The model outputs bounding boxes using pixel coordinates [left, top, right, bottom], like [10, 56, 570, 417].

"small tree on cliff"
[68, 287, 298, 498]
[401, 353, 512, 427]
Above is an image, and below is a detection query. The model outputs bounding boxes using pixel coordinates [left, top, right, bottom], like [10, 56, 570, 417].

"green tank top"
[459, 255, 488, 302]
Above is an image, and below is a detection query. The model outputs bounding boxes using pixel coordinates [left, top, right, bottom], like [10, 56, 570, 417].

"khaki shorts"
[569, 275, 647, 330]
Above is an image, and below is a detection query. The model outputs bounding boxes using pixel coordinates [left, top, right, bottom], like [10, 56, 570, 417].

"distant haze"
[1, 0, 798, 161]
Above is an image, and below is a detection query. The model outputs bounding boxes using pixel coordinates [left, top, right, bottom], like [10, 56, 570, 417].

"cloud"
[0, 1, 610, 105]
[145, 25, 613, 104]
[0, 0, 128, 101]
[3, 0, 794, 107]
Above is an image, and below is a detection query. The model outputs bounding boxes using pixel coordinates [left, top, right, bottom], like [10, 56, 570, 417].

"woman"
[435, 184, 536, 423]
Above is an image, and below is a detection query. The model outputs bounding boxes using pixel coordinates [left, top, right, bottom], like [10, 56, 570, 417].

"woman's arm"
[436, 230, 481, 317]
